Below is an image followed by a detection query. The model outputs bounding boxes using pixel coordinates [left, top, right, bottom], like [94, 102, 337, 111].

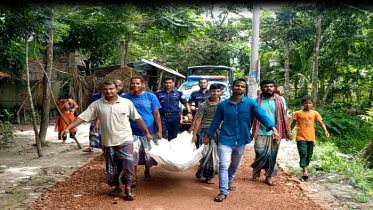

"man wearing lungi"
[122, 76, 162, 185]
[60, 81, 151, 200]
[250, 79, 293, 186]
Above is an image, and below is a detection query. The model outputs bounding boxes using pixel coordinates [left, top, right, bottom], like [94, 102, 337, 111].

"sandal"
[302, 174, 309, 180]
[82, 148, 93, 153]
[108, 187, 122, 196]
[124, 188, 136, 200]
[228, 182, 236, 191]
[214, 193, 227, 202]
[144, 169, 153, 181]
[265, 177, 276, 186]
[252, 172, 260, 180]
[131, 180, 138, 188]
[206, 178, 214, 184]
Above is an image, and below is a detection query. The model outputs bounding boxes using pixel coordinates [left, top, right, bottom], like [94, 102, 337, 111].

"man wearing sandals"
[192, 83, 222, 184]
[60, 81, 151, 200]
[203, 78, 280, 202]
[250, 80, 293, 186]
[122, 76, 162, 185]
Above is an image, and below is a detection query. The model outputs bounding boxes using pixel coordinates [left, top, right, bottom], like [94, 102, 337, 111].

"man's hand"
[145, 133, 152, 141]
[192, 135, 197, 143]
[60, 129, 69, 140]
[187, 113, 193, 121]
[156, 131, 162, 139]
[203, 134, 211, 145]
[325, 131, 330, 138]
[271, 127, 280, 144]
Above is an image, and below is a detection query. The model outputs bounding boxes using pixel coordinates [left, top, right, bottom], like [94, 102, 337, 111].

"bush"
[0, 121, 14, 143]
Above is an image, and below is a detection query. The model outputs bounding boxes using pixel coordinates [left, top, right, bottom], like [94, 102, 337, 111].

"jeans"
[218, 144, 246, 195]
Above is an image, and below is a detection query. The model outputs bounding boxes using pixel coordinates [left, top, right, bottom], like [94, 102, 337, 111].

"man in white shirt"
[61, 81, 151, 200]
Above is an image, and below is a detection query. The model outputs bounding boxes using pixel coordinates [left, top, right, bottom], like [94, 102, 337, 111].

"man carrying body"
[61, 81, 151, 200]
[250, 79, 293, 186]
[203, 78, 279, 202]
[188, 78, 210, 148]
[122, 76, 162, 184]
[192, 83, 222, 184]
[155, 76, 193, 141]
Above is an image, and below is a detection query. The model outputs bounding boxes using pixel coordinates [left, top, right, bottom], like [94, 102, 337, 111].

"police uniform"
[188, 90, 210, 110]
[189, 90, 210, 148]
[155, 87, 188, 141]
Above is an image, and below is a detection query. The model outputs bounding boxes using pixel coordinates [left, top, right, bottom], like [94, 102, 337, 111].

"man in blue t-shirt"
[122, 76, 162, 186]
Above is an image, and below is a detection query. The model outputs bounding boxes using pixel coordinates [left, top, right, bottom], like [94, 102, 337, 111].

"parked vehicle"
[178, 65, 234, 124]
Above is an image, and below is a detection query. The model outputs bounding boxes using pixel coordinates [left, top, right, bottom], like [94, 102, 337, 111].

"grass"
[351, 193, 372, 203]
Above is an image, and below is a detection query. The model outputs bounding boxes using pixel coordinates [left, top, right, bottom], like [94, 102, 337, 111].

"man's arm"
[153, 109, 162, 139]
[192, 117, 202, 143]
[134, 118, 152, 141]
[60, 117, 84, 139]
[290, 120, 297, 130]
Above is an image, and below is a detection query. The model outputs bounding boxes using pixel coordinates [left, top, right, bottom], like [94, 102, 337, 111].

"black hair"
[162, 76, 174, 82]
[103, 81, 115, 86]
[301, 96, 313, 103]
[209, 83, 223, 90]
[131, 76, 145, 83]
[64, 93, 72, 99]
[232, 78, 248, 89]
[260, 79, 276, 88]
[199, 78, 208, 83]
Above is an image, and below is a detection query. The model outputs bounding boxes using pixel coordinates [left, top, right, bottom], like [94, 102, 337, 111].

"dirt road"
[27, 143, 325, 210]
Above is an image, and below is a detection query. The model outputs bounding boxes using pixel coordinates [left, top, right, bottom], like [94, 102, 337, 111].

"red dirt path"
[28, 144, 324, 210]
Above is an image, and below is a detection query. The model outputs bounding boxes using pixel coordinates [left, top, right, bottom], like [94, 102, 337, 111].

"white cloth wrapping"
[148, 131, 205, 172]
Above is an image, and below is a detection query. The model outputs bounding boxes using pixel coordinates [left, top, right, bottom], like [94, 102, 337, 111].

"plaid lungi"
[133, 134, 159, 169]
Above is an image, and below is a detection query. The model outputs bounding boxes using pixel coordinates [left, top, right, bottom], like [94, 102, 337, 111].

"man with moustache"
[188, 78, 210, 148]
[203, 78, 279, 202]
[60, 81, 151, 200]
[122, 76, 162, 184]
[251, 79, 293, 186]
[155, 76, 193, 141]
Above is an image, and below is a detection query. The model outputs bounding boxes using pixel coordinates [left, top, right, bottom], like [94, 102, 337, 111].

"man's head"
[198, 78, 208, 90]
[114, 79, 124, 95]
[101, 81, 118, 97]
[162, 76, 174, 90]
[130, 76, 146, 95]
[260, 79, 276, 98]
[231, 78, 247, 96]
[209, 83, 223, 99]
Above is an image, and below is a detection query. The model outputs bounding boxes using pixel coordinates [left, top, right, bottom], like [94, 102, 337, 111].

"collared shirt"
[189, 90, 210, 109]
[155, 88, 188, 113]
[252, 95, 286, 135]
[78, 96, 141, 146]
[207, 96, 277, 147]
[195, 99, 219, 129]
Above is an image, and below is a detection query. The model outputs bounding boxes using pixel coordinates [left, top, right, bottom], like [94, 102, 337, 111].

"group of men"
[61, 76, 293, 202]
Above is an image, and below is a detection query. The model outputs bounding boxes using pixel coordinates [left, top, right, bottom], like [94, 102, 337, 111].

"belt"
[160, 112, 179, 116]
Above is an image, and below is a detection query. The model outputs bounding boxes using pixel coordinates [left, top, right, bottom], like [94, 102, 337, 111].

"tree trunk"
[311, 8, 322, 108]
[357, 140, 373, 168]
[120, 40, 125, 67]
[123, 33, 132, 66]
[16, 81, 42, 124]
[320, 74, 332, 108]
[39, 13, 54, 146]
[25, 33, 43, 157]
[284, 16, 293, 105]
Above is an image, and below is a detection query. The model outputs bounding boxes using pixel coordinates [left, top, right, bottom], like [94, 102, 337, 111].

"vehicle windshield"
[179, 82, 230, 95]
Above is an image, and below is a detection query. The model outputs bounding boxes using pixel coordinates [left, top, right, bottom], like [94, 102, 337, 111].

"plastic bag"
[148, 131, 204, 172]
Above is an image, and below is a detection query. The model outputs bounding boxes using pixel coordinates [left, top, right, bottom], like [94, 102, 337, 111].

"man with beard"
[60, 81, 151, 200]
[155, 76, 193, 141]
[203, 78, 279, 202]
[122, 76, 162, 183]
[250, 79, 293, 186]
[114, 79, 126, 96]
[188, 78, 210, 148]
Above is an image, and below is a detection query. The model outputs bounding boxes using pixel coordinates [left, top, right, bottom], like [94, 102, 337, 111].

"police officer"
[188, 78, 210, 148]
[155, 76, 193, 141]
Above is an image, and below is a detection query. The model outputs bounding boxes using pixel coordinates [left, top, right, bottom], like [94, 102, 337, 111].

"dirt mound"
[97, 66, 150, 93]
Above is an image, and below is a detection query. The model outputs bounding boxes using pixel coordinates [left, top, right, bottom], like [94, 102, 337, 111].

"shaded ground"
[1, 124, 372, 210]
